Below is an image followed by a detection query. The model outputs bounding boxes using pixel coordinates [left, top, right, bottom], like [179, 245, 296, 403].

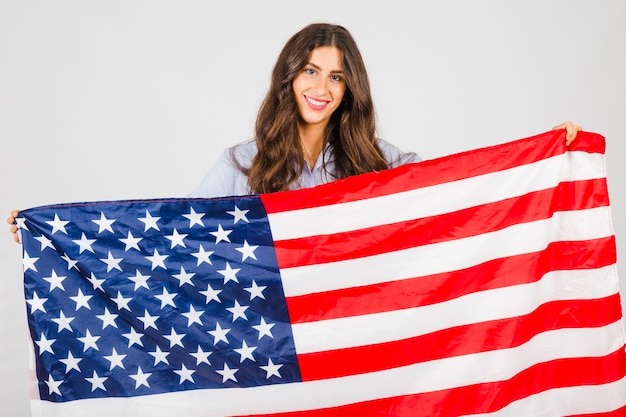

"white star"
[146, 249, 168, 270]
[182, 305, 204, 326]
[60, 253, 78, 270]
[128, 269, 151, 290]
[253, 317, 275, 340]
[85, 371, 107, 392]
[87, 272, 105, 291]
[234, 341, 256, 363]
[210, 224, 232, 243]
[119, 231, 142, 251]
[236, 240, 258, 261]
[35, 333, 55, 355]
[15, 217, 28, 230]
[226, 301, 249, 322]
[44, 270, 66, 291]
[45, 374, 63, 396]
[208, 322, 230, 345]
[138, 210, 160, 231]
[244, 280, 267, 300]
[165, 229, 187, 248]
[92, 212, 116, 234]
[163, 328, 185, 348]
[216, 363, 238, 383]
[183, 207, 205, 228]
[138, 310, 159, 330]
[112, 291, 132, 311]
[174, 364, 195, 384]
[148, 346, 169, 365]
[129, 367, 151, 389]
[22, 252, 39, 272]
[191, 245, 213, 266]
[51, 311, 74, 332]
[199, 284, 222, 304]
[260, 358, 283, 379]
[45, 214, 69, 235]
[122, 327, 144, 347]
[34, 235, 55, 251]
[70, 288, 92, 311]
[217, 262, 240, 284]
[96, 307, 119, 329]
[227, 206, 249, 224]
[60, 352, 82, 373]
[155, 287, 177, 308]
[72, 233, 96, 254]
[26, 292, 47, 313]
[190, 346, 212, 365]
[104, 348, 126, 370]
[172, 266, 195, 287]
[100, 251, 123, 272]
[78, 329, 100, 351]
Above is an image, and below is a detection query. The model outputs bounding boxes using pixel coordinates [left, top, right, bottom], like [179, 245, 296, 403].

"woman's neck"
[299, 123, 326, 170]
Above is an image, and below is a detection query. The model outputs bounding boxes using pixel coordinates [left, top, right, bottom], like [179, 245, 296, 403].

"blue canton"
[20, 197, 301, 402]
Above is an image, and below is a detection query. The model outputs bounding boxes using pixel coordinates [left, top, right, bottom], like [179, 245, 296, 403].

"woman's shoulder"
[230, 139, 258, 153]
[376, 138, 422, 168]
[225, 139, 258, 166]
[188, 140, 257, 198]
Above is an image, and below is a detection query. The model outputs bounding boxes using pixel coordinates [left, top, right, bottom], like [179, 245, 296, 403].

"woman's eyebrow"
[306, 61, 344, 74]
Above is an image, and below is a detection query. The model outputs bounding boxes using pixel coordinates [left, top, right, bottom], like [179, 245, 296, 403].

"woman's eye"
[331, 74, 343, 82]
[305, 68, 316, 75]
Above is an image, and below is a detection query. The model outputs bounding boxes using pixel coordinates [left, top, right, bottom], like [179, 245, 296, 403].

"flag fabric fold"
[18, 130, 626, 417]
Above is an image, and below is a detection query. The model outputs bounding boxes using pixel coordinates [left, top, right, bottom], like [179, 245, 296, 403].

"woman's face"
[292, 46, 347, 130]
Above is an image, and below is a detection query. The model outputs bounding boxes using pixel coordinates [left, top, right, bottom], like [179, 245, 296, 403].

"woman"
[189, 23, 422, 198]
[7, 23, 581, 241]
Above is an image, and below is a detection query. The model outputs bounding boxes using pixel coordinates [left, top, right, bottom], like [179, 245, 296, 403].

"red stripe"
[297, 295, 623, 381]
[237, 347, 626, 417]
[260, 130, 604, 214]
[286, 236, 616, 323]
[568, 130, 607, 154]
[273, 179, 609, 269]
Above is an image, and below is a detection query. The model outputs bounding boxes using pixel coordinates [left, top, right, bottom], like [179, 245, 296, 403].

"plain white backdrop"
[1, 1, 625, 415]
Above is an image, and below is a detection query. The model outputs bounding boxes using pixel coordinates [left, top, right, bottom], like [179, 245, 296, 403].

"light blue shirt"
[189, 139, 421, 198]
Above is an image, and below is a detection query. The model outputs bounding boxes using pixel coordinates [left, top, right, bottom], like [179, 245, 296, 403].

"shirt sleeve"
[187, 144, 256, 198]
[377, 138, 422, 168]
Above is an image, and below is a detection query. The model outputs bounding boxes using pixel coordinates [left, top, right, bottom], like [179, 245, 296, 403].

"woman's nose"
[311, 76, 328, 94]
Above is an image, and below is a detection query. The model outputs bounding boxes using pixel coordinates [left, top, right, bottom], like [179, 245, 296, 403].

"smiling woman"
[186, 22, 580, 199]
[189, 23, 422, 198]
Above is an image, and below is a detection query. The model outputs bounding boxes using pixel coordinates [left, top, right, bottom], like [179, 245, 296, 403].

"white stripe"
[281, 206, 614, 297]
[291, 265, 617, 354]
[32, 322, 626, 417]
[460, 375, 626, 417]
[267, 152, 604, 241]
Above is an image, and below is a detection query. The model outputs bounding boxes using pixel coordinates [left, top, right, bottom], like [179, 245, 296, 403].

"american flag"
[19, 130, 626, 416]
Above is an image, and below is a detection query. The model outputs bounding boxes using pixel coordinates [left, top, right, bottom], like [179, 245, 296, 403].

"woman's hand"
[552, 121, 582, 146]
[6, 210, 20, 243]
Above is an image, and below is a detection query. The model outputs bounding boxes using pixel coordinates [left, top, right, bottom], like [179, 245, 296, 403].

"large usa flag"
[18, 130, 626, 416]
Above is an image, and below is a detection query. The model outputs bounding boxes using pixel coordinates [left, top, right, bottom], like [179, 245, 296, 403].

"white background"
[1, 1, 625, 415]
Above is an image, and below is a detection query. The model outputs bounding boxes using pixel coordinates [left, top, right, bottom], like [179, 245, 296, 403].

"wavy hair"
[244, 23, 388, 194]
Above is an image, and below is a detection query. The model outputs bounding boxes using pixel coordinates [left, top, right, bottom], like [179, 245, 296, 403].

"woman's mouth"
[305, 95, 329, 110]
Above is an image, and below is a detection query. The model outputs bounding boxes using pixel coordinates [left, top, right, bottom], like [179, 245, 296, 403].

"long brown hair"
[245, 23, 388, 194]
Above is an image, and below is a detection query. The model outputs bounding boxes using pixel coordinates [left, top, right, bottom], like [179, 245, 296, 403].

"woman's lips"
[305, 95, 329, 110]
